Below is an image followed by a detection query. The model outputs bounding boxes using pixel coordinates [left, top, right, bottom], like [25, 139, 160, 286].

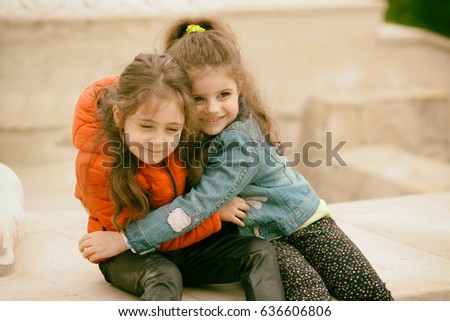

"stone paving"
[2, 194, 450, 301]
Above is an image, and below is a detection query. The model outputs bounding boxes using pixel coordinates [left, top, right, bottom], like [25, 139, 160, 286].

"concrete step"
[330, 192, 450, 300]
[1, 192, 449, 301]
[301, 144, 450, 202]
[0, 209, 244, 301]
[299, 88, 450, 162]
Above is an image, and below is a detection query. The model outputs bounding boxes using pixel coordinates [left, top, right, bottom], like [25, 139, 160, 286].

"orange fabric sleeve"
[75, 152, 121, 232]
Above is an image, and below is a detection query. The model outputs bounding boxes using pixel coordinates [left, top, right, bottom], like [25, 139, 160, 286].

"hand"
[78, 231, 129, 263]
[219, 196, 250, 227]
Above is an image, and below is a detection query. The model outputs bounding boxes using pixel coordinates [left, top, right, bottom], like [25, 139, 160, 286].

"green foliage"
[385, 0, 450, 38]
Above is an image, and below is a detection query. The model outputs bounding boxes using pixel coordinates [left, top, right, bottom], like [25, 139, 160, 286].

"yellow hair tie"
[186, 24, 206, 34]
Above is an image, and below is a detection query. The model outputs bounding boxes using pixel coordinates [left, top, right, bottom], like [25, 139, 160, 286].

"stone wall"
[1, 0, 449, 130]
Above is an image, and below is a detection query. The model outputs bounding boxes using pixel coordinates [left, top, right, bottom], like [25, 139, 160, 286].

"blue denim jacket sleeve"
[124, 128, 262, 254]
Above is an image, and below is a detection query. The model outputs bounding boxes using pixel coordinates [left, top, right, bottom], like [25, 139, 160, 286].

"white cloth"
[0, 163, 24, 265]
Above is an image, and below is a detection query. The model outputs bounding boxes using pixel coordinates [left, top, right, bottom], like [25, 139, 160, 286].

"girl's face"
[115, 98, 185, 165]
[190, 67, 239, 136]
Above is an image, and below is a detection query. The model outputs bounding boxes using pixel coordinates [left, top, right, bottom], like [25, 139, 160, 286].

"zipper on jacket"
[161, 159, 178, 199]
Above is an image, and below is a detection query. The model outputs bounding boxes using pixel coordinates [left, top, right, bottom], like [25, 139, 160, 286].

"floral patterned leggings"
[271, 217, 394, 301]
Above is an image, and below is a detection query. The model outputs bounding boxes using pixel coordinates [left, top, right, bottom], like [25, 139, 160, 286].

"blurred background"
[0, 0, 449, 212]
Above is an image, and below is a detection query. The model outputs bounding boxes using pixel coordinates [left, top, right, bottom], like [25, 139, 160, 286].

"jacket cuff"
[124, 222, 158, 254]
[122, 233, 135, 253]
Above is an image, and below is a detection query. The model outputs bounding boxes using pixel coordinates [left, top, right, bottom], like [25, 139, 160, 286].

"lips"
[204, 116, 224, 123]
[145, 148, 164, 154]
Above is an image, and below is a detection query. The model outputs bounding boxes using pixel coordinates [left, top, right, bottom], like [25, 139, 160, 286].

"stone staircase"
[292, 88, 450, 203]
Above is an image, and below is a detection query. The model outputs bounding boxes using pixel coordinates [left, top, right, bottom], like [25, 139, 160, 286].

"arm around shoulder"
[157, 211, 222, 252]
[124, 129, 262, 254]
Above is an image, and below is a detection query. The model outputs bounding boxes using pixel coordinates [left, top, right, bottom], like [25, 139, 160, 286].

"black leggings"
[271, 217, 394, 301]
[99, 223, 285, 301]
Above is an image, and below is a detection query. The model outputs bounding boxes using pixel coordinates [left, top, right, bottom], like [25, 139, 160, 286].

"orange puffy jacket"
[72, 77, 221, 254]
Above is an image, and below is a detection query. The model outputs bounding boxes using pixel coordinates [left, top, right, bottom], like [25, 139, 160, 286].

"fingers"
[79, 234, 96, 260]
[80, 243, 100, 262]
[230, 197, 249, 227]
[79, 239, 93, 258]
[231, 210, 246, 227]
[231, 216, 245, 227]
[235, 197, 250, 212]
[234, 210, 247, 221]
[82, 246, 92, 259]
[78, 236, 87, 253]
[83, 247, 97, 262]
[78, 233, 93, 252]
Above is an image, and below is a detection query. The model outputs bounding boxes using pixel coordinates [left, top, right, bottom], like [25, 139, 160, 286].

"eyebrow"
[193, 88, 235, 96]
[138, 118, 183, 126]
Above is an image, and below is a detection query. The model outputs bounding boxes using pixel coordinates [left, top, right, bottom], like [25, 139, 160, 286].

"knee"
[141, 263, 183, 301]
[246, 238, 278, 260]
[143, 262, 182, 285]
[164, 264, 183, 284]
[366, 283, 395, 301]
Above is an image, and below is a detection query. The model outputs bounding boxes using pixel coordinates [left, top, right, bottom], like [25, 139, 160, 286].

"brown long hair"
[163, 17, 279, 185]
[96, 53, 194, 231]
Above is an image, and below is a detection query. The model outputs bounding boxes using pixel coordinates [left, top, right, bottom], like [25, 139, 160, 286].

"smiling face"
[190, 67, 240, 136]
[114, 97, 185, 165]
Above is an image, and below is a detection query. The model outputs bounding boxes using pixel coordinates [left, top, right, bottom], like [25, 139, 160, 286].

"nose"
[204, 99, 220, 115]
[149, 130, 166, 147]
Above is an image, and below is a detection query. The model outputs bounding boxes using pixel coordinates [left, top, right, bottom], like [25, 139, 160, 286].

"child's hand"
[219, 196, 250, 227]
[78, 231, 129, 263]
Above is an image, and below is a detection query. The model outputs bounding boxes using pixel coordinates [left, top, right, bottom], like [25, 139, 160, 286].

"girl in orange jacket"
[73, 53, 285, 301]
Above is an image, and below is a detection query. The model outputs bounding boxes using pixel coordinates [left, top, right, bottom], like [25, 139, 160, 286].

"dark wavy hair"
[163, 17, 279, 185]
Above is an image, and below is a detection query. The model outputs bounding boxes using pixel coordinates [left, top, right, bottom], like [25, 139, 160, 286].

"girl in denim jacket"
[80, 17, 393, 301]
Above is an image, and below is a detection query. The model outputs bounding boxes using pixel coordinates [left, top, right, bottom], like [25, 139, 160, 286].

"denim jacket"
[125, 110, 320, 254]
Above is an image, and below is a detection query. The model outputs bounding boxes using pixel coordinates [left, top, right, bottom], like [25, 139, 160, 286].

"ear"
[112, 105, 121, 127]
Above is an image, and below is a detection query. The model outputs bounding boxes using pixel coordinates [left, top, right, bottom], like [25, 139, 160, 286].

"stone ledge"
[342, 145, 450, 194]
[1, 192, 449, 300]
[303, 144, 450, 202]
[0, 0, 383, 21]
[0, 0, 226, 21]
[330, 192, 450, 300]
[377, 22, 450, 53]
